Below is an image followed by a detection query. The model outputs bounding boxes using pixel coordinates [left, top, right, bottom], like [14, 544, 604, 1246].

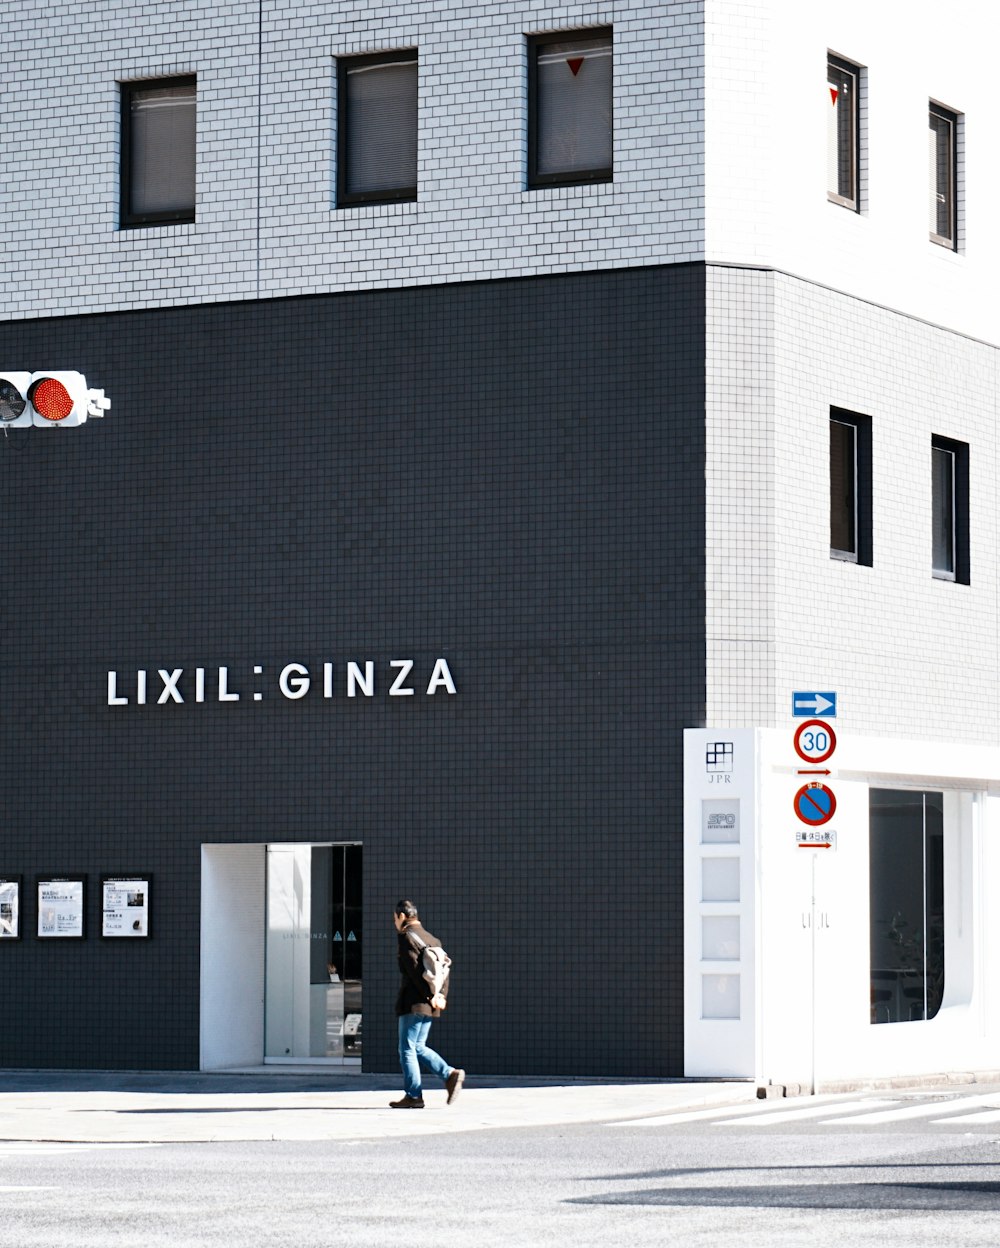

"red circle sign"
[793, 719, 837, 764]
[794, 783, 837, 826]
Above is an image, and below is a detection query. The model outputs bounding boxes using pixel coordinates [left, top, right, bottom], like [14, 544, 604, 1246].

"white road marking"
[0, 1142, 157, 1156]
[715, 1098, 900, 1126]
[930, 1108, 1000, 1125]
[610, 1092, 1000, 1131]
[819, 1094, 1000, 1125]
[608, 1093, 849, 1128]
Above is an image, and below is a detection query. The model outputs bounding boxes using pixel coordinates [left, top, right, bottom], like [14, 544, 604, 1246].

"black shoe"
[389, 1095, 425, 1109]
[445, 1069, 465, 1105]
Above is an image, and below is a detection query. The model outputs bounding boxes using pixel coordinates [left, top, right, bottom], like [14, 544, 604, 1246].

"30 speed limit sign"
[793, 719, 837, 764]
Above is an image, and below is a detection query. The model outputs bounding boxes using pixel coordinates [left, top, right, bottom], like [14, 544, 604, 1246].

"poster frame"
[36, 875, 87, 939]
[100, 874, 152, 939]
[0, 875, 22, 941]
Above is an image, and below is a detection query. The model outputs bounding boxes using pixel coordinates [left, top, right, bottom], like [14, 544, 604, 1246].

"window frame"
[827, 54, 860, 211]
[931, 434, 969, 584]
[928, 102, 959, 250]
[119, 75, 197, 229]
[527, 28, 613, 190]
[829, 408, 872, 565]
[336, 48, 418, 208]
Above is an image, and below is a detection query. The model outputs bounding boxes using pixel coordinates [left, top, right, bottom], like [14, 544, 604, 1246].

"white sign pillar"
[683, 729, 759, 1078]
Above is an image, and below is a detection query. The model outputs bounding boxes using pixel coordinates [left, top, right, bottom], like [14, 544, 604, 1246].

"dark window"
[528, 30, 612, 188]
[869, 789, 944, 1025]
[337, 51, 417, 206]
[120, 78, 196, 227]
[830, 409, 872, 564]
[929, 104, 958, 248]
[931, 435, 969, 583]
[827, 56, 859, 209]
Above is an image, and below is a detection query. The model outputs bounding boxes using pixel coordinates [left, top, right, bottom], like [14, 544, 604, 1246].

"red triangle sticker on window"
[829, 86, 838, 106]
[567, 57, 584, 76]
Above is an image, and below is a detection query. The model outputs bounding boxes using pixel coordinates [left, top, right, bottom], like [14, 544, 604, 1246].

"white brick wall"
[0, 1, 705, 319]
[705, 0, 1000, 345]
[707, 264, 1000, 744]
[0, 1, 260, 317]
[5, 0, 994, 344]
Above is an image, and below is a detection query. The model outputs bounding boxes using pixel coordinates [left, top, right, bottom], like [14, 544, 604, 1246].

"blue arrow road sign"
[792, 691, 837, 718]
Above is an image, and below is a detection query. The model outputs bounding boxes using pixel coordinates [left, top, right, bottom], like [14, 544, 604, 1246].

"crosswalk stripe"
[608, 1093, 851, 1128]
[818, 1093, 1000, 1125]
[930, 1108, 1000, 1125]
[715, 1097, 900, 1126]
[0, 1142, 156, 1156]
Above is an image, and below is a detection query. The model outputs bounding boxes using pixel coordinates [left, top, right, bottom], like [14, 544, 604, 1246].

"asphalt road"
[2, 1088, 1000, 1247]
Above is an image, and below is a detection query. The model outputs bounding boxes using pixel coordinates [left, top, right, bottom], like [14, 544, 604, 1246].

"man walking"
[390, 899, 465, 1109]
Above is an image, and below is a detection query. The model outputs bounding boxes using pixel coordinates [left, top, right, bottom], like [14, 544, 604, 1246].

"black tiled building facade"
[0, 265, 704, 1076]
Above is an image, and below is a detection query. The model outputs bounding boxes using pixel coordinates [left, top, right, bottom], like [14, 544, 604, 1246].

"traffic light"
[0, 371, 110, 428]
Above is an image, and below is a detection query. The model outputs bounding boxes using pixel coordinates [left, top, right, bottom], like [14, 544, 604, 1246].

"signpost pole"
[810, 852, 817, 1096]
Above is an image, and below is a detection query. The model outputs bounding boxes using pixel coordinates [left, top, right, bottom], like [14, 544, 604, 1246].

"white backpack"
[407, 929, 452, 1010]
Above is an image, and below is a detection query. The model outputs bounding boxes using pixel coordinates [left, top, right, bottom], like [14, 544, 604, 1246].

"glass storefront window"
[265, 843, 362, 1061]
[869, 789, 944, 1025]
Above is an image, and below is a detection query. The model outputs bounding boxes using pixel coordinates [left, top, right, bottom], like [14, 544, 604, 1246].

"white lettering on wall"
[279, 664, 311, 700]
[347, 661, 374, 698]
[426, 658, 457, 695]
[218, 667, 240, 702]
[157, 669, 184, 704]
[389, 659, 414, 696]
[106, 660, 459, 706]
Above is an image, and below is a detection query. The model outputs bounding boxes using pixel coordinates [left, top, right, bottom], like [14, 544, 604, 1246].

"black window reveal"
[830, 409, 872, 564]
[931, 435, 969, 583]
[528, 30, 612, 188]
[929, 104, 958, 249]
[338, 51, 418, 206]
[827, 56, 859, 209]
[869, 789, 945, 1025]
[121, 77, 196, 228]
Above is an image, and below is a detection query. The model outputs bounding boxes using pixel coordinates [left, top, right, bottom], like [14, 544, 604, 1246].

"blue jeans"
[398, 1014, 453, 1099]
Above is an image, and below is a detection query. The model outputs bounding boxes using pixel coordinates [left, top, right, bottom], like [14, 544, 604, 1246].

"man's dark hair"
[395, 899, 418, 919]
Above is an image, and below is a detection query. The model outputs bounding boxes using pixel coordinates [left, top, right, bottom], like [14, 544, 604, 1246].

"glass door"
[264, 843, 362, 1063]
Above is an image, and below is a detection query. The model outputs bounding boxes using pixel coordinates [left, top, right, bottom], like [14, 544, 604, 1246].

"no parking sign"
[793, 782, 837, 826]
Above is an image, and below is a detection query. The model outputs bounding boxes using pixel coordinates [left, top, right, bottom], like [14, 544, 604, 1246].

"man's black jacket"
[396, 921, 449, 1018]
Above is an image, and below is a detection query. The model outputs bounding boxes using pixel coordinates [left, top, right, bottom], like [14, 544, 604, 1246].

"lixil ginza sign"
[106, 659, 458, 706]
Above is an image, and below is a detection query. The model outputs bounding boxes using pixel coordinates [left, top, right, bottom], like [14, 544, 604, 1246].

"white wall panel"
[200, 843, 266, 1071]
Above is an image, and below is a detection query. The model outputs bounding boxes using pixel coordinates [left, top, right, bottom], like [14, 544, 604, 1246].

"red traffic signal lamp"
[0, 372, 110, 428]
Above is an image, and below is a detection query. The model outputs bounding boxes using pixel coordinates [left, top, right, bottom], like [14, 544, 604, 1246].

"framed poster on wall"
[37, 877, 86, 938]
[0, 877, 21, 939]
[101, 877, 151, 938]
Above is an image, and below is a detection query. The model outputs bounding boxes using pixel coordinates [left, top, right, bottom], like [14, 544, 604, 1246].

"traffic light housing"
[0, 371, 110, 428]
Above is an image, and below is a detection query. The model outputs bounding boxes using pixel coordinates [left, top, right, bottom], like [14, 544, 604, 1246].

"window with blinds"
[120, 78, 196, 227]
[338, 51, 418, 205]
[528, 30, 612, 188]
[827, 56, 859, 209]
[929, 104, 958, 248]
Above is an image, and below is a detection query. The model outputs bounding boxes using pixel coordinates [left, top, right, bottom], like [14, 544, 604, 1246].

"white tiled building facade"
[4, 0, 999, 1085]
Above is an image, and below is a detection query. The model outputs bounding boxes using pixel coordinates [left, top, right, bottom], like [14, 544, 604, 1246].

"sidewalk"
[0, 1070, 756, 1145]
